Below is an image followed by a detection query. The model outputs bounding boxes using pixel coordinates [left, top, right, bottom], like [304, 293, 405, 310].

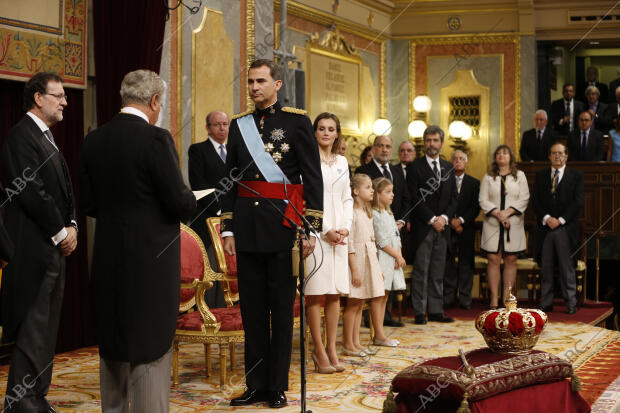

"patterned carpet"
[0, 318, 618, 412]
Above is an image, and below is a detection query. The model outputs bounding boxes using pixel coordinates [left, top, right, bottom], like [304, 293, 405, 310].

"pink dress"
[348, 208, 385, 299]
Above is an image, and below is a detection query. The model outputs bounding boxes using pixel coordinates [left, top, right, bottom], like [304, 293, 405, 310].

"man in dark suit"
[567, 111, 606, 161]
[355, 135, 409, 224]
[608, 68, 620, 103]
[520, 110, 557, 161]
[394, 140, 416, 264]
[581, 66, 609, 103]
[188, 110, 229, 308]
[0, 186, 14, 269]
[443, 150, 480, 310]
[356, 135, 410, 327]
[584, 85, 610, 133]
[188, 110, 229, 245]
[604, 86, 620, 127]
[79, 70, 196, 412]
[1, 72, 78, 412]
[407, 125, 457, 324]
[533, 142, 584, 314]
[550, 83, 585, 136]
[222, 60, 323, 408]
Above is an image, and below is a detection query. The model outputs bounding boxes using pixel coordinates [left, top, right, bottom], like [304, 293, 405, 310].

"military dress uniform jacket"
[221, 101, 323, 251]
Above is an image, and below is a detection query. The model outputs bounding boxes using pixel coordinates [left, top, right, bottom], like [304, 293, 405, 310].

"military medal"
[280, 143, 290, 153]
[270, 128, 285, 142]
[265, 142, 274, 153]
[272, 152, 282, 163]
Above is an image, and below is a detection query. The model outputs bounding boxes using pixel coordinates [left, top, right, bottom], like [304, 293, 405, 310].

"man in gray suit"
[406, 126, 457, 324]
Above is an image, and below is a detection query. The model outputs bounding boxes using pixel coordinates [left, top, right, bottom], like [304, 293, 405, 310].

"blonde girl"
[343, 174, 389, 357]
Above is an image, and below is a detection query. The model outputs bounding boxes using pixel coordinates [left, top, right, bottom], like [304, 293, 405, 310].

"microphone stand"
[235, 181, 312, 413]
[282, 181, 314, 413]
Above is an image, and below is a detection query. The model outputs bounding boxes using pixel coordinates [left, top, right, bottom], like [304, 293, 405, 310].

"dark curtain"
[0, 78, 94, 353]
[93, 0, 168, 125]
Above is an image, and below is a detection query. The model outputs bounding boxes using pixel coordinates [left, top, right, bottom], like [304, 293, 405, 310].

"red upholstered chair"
[207, 217, 314, 361]
[173, 224, 244, 389]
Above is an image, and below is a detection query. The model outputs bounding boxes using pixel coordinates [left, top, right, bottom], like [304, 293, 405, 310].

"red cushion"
[215, 223, 238, 277]
[177, 307, 243, 332]
[180, 289, 194, 303]
[211, 307, 243, 331]
[392, 348, 574, 402]
[394, 380, 591, 413]
[180, 229, 204, 283]
[294, 297, 301, 317]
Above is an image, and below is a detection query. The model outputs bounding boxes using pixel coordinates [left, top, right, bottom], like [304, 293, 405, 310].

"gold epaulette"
[232, 110, 253, 120]
[281, 107, 307, 115]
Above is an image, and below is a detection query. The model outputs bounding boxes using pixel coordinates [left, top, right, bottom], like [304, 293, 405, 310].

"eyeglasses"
[550, 152, 566, 157]
[44, 92, 68, 101]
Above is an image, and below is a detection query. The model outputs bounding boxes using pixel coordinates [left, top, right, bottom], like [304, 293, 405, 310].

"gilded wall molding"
[408, 34, 520, 153]
[245, 0, 255, 111]
[274, 0, 386, 121]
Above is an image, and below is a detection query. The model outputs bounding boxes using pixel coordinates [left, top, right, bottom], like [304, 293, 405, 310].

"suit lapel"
[24, 117, 69, 199]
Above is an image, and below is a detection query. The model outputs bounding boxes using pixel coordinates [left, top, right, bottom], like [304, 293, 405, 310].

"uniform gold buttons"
[255, 174, 260, 179]
[254, 201, 259, 206]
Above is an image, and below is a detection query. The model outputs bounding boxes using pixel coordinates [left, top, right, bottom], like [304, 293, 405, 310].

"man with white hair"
[443, 150, 479, 310]
[80, 69, 196, 412]
[584, 85, 610, 133]
[519, 110, 557, 161]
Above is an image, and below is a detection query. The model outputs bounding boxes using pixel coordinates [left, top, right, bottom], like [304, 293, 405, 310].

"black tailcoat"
[79, 113, 196, 364]
[1, 115, 75, 342]
[405, 157, 457, 261]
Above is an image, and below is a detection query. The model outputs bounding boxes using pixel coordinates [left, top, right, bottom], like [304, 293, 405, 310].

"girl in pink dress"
[342, 174, 390, 357]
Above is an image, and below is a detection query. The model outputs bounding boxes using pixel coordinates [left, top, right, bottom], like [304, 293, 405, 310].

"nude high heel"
[312, 353, 336, 374]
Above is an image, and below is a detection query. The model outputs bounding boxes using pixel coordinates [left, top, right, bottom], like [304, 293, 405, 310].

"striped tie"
[551, 169, 559, 194]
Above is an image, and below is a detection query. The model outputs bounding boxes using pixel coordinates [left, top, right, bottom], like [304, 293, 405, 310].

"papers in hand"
[192, 188, 215, 200]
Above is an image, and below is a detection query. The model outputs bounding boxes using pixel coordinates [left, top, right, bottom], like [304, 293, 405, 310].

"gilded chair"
[207, 217, 315, 361]
[173, 223, 244, 389]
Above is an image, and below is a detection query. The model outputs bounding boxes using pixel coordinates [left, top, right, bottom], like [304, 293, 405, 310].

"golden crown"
[475, 288, 548, 354]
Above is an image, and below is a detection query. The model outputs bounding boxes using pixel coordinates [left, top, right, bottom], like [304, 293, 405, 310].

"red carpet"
[397, 298, 614, 325]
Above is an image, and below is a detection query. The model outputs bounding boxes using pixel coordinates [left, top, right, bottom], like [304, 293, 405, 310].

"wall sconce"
[373, 118, 392, 136]
[411, 95, 432, 157]
[448, 120, 472, 154]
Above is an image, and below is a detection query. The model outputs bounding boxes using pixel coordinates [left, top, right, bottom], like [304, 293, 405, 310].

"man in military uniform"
[222, 59, 323, 408]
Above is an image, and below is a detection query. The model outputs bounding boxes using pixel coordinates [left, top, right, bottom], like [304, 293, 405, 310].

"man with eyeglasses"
[567, 111, 605, 161]
[188, 110, 230, 307]
[1, 72, 77, 412]
[533, 142, 584, 315]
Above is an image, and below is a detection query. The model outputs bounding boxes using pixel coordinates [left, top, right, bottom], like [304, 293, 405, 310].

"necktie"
[432, 160, 439, 179]
[456, 177, 462, 193]
[551, 169, 559, 194]
[381, 164, 392, 181]
[581, 131, 587, 157]
[44, 130, 58, 151]
[564, 101, 570, 117]
[219, 144, 226, 162]
[537, 130, 542, 142]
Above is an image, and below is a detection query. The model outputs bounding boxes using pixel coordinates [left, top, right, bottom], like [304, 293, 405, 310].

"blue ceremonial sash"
[237, 114, 291, 184]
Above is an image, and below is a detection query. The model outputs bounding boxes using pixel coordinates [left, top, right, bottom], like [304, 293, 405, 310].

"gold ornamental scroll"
[191, 7, 234, 144]
[293, 27, 376, 139]
[440, 70, 490, 181]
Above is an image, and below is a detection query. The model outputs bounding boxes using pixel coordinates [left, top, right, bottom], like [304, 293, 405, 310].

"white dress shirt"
[208, 137, 227, 161]
[424, 155, 448, 225]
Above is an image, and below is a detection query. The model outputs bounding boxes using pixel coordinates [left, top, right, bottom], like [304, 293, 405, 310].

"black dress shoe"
[269, 391, 288, 408]
[384, 319, 405, 327]
[539, 305, 553, 313]
[566, 307, 576, 314]
[428, 313, 454, 323]
[230, 388, 268, 406]
[414, 314, 427, 324]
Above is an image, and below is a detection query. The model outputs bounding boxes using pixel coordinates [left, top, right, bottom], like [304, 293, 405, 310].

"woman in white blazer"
[479, 145, 530, 308]
[305, 112, 353, 373]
